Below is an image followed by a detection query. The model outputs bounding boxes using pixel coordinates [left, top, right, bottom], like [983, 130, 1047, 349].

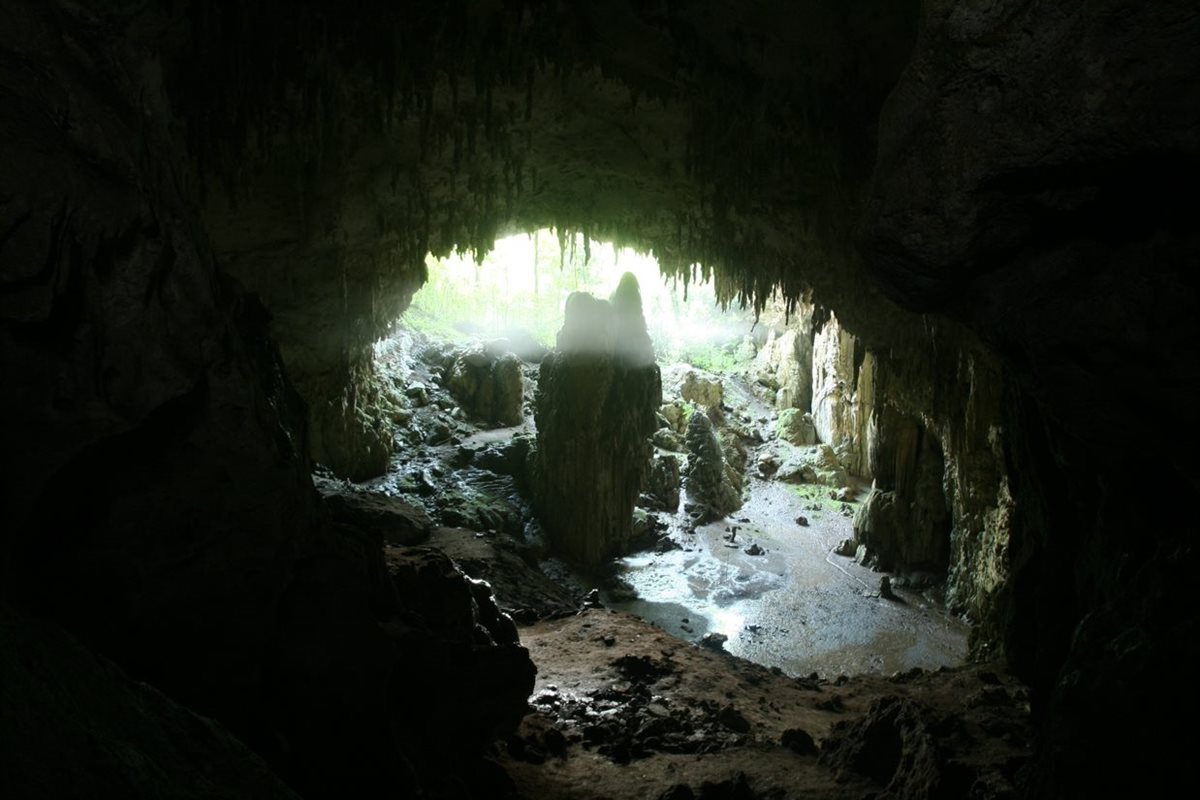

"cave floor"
[606, 371, 966, 678]
[606, 474, 968, 678]
[495, 609, 1030, 799]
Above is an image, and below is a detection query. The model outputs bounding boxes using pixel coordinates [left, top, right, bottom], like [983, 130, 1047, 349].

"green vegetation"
[680, 342, 743, 374]
[789, 484, 856, 514]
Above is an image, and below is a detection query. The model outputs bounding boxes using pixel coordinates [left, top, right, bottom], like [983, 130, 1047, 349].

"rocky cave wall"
[3, 0, 1197, 795]
[863, 0, 1200, 791]
[172, 0, 921, 482]
[0, 2, 535, 797]
[752, 297, 1011, 636]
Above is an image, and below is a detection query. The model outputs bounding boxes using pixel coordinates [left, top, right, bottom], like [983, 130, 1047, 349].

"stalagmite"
[532, 274, 661, 565]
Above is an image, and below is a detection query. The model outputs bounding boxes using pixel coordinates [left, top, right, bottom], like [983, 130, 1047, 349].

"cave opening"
[355, 227, 965, 681]
[5, 0, 1195, 796]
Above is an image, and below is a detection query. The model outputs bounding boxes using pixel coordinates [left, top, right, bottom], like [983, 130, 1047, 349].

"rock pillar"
[532, 274, 661, 565]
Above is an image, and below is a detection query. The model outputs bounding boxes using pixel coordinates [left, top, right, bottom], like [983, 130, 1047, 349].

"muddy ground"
[494, 610, 1030, 799]
[319, 328, 1026, 797]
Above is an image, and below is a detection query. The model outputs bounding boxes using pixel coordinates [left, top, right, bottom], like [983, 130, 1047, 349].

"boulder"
[774, 443, 848, 487]
[652, 428, 685, 452]
[643, 452, 682, 512]
[680, 370, 723, 408]
[446, 344, 524, 426]
[318, 485, 433, 545]
[776, 408, 818, 446]
[683, 411, 742, 521]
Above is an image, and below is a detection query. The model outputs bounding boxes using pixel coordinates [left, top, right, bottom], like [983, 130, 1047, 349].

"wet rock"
[437, 487, 522, 536]
[756, 451, 780, 477]
[643, 452, 682, 512]
[700, 632, 728, 651]
[655, 535, 682, 554]
[474, 435, 533, 481]
[446, 344, 525, 426]
[405, 383, 430, 406]
[879, 575, 897, 600]
[452, 445, 477, 467]
[775, 408, 818, 445]
[683, 412, 742, 521]
[796, 515, 810, 527]
[744, 543, 765, 556]
[858, 409, 951, 576]
[835, 538, 856, 557]
[652, 427, 685, 452]
[532, 280, 661, 565]
[425, 420, 452, 444]
[661, 402, 687, 433]
[781, 727, 818, 756]
[772, 443, 848, 487]
[316, 480, 433, 545]
[680, 370, 724, 408]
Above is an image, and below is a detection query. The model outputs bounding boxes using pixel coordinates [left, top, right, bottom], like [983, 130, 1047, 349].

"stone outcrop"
[308, 359, 408, 480]
[683, 411, 742, 521]
[774, 443, 849, 488]
[643, 452, 682, 513]
[775, 408, 818, 446]
[864, 1, 1200, 791]
[532, 276, 662, 564]
[811, 312, 876, 477]
[853, 409, 951, 574]
[752, 306, 815, 412]
[446, 341, 525, 426]
[680, 370, 724, 409]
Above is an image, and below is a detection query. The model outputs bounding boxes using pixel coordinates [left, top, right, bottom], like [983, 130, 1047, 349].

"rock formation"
[775, 408, 818, 446]
[642, 452, 682, 513]
[752, 308, 815, 412]
[683, 411, 742, 521]
[532, 277, 662, 564]
[2, 0, 1197, 794]
[854, 408, 951, 574]
[679, 370, 724, 409]
[811, 311, 875, 477]
[446, 342, 525, 426]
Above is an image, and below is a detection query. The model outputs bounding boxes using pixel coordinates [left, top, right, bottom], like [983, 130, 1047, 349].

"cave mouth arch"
[357, 228, 966, 680]
[402, 228, 749, 367]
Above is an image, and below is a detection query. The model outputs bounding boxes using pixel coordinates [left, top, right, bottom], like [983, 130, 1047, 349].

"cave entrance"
[400, 228, 747, 368]
[366, 229, 966, 679]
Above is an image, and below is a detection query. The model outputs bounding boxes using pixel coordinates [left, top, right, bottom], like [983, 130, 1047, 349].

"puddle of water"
[607, 477, 968, 678]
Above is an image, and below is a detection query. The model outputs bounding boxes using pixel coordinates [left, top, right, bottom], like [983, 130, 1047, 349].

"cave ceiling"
[143, 0, 922, 376]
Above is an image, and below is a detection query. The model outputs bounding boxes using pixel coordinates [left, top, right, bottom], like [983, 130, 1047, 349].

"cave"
[1, 2, 1196, 798]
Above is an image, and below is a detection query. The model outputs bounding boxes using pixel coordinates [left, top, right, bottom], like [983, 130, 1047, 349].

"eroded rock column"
[532, 274, 661, 565]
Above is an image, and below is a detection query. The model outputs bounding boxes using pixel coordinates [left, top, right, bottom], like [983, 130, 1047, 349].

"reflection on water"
[605, 479, 968, 678]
